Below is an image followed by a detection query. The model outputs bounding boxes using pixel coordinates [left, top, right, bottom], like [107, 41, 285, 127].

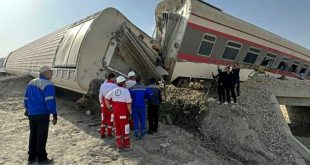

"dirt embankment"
[161, 77, 310, 165]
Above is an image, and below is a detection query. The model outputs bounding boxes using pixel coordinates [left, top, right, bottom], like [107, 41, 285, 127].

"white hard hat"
[116, 76, 126, 84]
[39, 66, 52, 73]
[128, 71, 136, 77]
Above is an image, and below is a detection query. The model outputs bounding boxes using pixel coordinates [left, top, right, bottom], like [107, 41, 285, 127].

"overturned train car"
[5, 8, 164, 94]
[155, 0, 310, 86]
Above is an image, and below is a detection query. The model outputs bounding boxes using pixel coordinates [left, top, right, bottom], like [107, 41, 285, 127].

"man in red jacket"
[99, 73, 117, 138]
[105, 76, 132, 152]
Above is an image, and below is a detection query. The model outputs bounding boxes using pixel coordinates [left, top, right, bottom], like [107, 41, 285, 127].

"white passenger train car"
[5, 8, 161, 94]
[155, 0, 310, 86]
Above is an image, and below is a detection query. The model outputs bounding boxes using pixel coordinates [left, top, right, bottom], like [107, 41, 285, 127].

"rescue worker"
[212, 65, 226, 104]
[223, 66, 237, 104]
[232, 63, 240, 96]
[146, 78, 162, 134]
[125, 71, 137, 129]
[99, 73, 117, 138]
[129, 76, 152, 139]
[125, 71, 137, 89]
[24, 66, 57, 164]
[105, 76, 132, 152]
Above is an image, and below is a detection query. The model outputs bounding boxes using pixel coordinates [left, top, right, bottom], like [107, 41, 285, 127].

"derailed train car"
[5, 8, 164, 94]
[5, 0, 310, 92]
[154, 0, 310, 86]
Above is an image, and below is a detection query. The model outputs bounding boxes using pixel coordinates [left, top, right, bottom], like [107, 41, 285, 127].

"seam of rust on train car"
[190, 13, 310, 61]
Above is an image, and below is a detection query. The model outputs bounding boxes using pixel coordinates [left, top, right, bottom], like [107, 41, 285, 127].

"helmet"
[39, 66, 51, 73]
[116, 76, 126, 84]
[128, 71, 136, 77]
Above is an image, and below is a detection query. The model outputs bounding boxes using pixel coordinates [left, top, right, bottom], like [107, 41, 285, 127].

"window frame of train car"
[307, 64, 310, 77]
[260, 52, 277, 68]
[299, 66, 308, 75]
[302, 64, 310, 76]
[242, 46, 261, 64]
[276, 57, 290, 71]
[290, 61, 300, 73]
[197, 33, 217, 57]
[221, 40, 242, 61]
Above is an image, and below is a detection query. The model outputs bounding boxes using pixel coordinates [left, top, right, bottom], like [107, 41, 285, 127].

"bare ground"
[0, 75, 230, 165]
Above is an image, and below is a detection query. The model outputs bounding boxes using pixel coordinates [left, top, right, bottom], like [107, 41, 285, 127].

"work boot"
[123, 147, 132, 152]
[116, 148, 123, 152]
[27, 158, 36, 165]
[38, 158, 53, 165]
[101, 135, 105, 139]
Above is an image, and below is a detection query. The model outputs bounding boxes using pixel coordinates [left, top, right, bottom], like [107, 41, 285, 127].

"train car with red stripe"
[155, 0, 310, 86]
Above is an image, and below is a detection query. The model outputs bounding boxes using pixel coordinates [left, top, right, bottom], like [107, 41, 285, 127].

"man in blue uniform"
[24, 66, 57, 164]
[146, 78, 162, 134]
[129, 76, 152, 139]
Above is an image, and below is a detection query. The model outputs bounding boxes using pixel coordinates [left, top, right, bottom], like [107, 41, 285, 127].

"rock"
[160, 143, 171, 148]
[86, 110, 92, 115]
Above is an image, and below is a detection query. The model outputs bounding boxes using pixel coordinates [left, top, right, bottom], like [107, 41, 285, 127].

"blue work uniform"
[129, 83, 152, 138]
[24, 76, 57, 162]
[24, 76, 57, 116]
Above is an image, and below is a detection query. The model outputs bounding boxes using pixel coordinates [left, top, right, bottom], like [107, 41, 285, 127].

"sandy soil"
[0, 75, 230, 165]
[1, 75, 310, 165]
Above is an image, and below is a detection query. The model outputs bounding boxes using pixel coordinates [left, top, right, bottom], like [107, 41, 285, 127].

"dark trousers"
[148, 104, 159, 132]
[235, 80, 240, 96]
[28, 115, 49, 161]
[217, 85, 225, 103]
[225, 85, 237, 103]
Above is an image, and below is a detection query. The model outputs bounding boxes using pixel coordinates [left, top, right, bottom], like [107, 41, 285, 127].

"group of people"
[23, 63, 239, 163]
[23, 66, 162, 164]
[99, 71, 162, 152]
[212, 63, 240, 104]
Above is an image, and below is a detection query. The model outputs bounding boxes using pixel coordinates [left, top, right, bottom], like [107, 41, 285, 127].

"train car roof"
[191, 0, 310, 58]
[156, 0, 310, 59]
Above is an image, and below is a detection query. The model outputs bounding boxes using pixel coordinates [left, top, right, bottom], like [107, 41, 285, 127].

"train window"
[197, 34, 217, 56]
[290, 61, 300, 73]
[243, 47, 261, 64]
[277, 61, 289, 71]
[222, 41, 242, 60]
[261, 53, 276, 68]
[290, 64, 298, 73]
[299, 68, 307, 74]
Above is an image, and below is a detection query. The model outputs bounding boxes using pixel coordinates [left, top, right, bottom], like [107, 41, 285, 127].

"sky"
[0, 0, 309, 58]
